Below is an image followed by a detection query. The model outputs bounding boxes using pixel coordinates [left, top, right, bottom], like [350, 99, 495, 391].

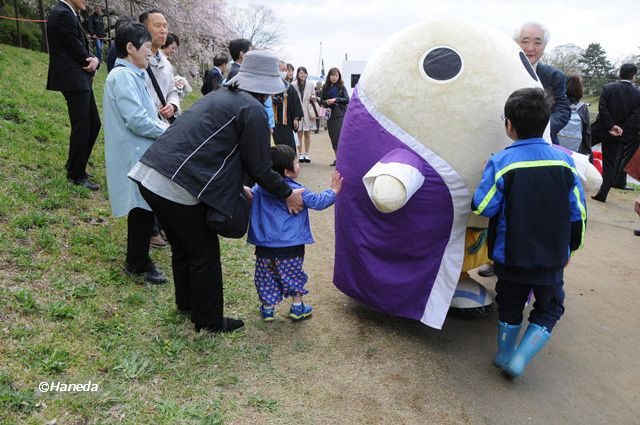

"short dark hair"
[565, 73, 584, 103]
[115, 23, 151, 58]
[286, 63, 294, 71]
[114, 16, 134, 32]
[619, 63, 638, 80]
[138, 8, 164, 24]
[163, 33, 179, 48]
[324, 67, 344, 87]
[271, 145, 296, 176]
[213, 53, 229, 67]
[228, 38, 252, 61]
[504, 87, 552, 140]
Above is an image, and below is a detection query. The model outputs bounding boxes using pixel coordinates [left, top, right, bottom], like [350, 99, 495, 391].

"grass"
[583, 94, 600, 123]
[0, 44, 310, 424]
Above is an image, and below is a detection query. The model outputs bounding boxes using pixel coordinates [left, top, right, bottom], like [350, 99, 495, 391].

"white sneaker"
[299, 153, 305, 162]
[303, 153, 310, 163]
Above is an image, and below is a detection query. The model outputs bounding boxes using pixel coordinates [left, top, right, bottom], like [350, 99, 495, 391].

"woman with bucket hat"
[129, 50, 305, 333]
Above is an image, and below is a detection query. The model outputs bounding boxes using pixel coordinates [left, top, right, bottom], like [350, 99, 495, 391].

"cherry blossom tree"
[229, 3, 284, 50]
[107, 0, 233, 79]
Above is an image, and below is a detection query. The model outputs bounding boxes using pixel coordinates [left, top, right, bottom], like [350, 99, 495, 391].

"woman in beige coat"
[292, 67, 319, 163]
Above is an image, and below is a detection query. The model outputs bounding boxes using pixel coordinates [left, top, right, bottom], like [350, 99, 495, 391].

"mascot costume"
[333, 20, 601, 329]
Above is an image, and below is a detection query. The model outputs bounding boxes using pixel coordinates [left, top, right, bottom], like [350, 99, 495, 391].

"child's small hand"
[331, 171, 343, 194]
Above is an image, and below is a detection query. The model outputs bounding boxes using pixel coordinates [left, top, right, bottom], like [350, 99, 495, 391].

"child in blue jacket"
[472, 88, 587, 378]
[248, 145, 343, 321]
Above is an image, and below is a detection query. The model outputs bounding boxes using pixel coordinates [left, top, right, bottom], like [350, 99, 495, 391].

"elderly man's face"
[517, 26, 545, 65]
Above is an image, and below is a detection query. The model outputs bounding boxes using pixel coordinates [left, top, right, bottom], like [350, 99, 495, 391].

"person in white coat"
[292, 67, 319, 163]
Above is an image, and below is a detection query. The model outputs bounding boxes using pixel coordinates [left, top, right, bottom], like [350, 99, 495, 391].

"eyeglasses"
[500, 114, 506, 122]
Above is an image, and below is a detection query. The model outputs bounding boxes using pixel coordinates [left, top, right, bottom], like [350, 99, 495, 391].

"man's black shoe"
[69, 177, 99, 191]
[126, 264, 167, 284]
[634, 229, 640, 237]
[591, 194, 606, 203]
[195, 317, 244, 333]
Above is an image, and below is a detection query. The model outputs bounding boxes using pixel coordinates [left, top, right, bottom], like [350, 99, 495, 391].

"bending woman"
[129, 51, 304, 333]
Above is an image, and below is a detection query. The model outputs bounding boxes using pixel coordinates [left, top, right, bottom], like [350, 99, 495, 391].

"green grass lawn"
[0, 45, 294, 424]
[583, 94, 599, 123]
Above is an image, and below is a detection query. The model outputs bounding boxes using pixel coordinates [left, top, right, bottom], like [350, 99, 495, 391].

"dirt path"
[263, 132, 640, 425]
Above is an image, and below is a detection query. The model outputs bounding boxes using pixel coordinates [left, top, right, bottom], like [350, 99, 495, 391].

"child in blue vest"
[248, 145, 343, 321]
[472, 87, 587, 378]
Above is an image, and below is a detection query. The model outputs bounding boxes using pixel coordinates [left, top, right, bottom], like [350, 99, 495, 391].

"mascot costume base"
[333, 20, 601, 329]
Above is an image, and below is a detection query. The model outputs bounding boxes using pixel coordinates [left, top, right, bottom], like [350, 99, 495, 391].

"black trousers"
[62, 89, 101, 180]
[126, 207, 155, 272]
[496, 279, 565, 332]
[614, 135, 640, 187]
[139, 185, 224, 326]
[596, 139, 625, 200]
[327, 116, 344, 152]
[273, 124, 296, 151]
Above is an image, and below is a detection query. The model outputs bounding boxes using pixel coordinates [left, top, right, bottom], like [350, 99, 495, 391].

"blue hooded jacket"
[248, 178, 336, 248]
[472, 138, 587, 284]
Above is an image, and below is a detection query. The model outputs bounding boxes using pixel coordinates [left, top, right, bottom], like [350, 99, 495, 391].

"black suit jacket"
[226, 63, 241, 81]
[598, 81, 640, 135]
[46, 1, 95, 92]
[201, 67, 223, 95]
[537, 63, 571, 143]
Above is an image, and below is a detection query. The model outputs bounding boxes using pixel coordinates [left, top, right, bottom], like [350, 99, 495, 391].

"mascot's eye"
[519, 52, 538, 82]
[420, 47, 463, 82]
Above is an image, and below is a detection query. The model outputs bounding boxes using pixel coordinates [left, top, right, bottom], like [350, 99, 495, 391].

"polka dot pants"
[254, 256, 308, 306]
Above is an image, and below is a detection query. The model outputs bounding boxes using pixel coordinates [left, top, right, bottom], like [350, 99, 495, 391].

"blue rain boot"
[493, 321, 521, 370]
[504, 323, 551, 378]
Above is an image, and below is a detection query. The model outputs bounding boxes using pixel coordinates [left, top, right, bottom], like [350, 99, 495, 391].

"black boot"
[195, 317, 244, 333]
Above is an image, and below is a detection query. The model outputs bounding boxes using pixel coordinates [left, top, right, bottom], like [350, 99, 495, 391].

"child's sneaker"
[289, 303, 312, 321]
[259, 305, 275, 322]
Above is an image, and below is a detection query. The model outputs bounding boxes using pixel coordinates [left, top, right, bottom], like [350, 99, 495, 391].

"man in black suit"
[478, 22, 572, 278]
[592, 64, 640, 202]
[201, 53, 229, 95]
[226, 38, 252, 81]
[46, 0, 101, 190]
[515, 21, 571, 144]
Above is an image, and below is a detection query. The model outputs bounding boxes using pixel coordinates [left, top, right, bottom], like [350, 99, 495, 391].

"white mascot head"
[333, 20, 598, 329]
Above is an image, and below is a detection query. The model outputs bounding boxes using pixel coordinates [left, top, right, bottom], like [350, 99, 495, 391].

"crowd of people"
[46, 1, 349, 334]
[45, 1, 640, 377]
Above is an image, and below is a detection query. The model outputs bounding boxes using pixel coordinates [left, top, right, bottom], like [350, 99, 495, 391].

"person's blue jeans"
[94, 38, 104, 61]
[496, 279, 565, 332]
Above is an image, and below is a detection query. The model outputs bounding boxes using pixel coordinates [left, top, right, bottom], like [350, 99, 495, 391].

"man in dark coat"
[272, 61, 303, 150]
[87, 5, 105, 59]
[226, 38, 251, 81]
[46, 0, 101, 190]
[201, 53, 229, 95]
[478, 21, 571, 278]
[592, 64, 640, 202]
[515, 21, 571, 144]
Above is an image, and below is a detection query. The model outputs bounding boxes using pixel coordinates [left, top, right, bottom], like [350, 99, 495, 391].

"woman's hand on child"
[286, 188, 305, 214]
[331, 171, 344, 194]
